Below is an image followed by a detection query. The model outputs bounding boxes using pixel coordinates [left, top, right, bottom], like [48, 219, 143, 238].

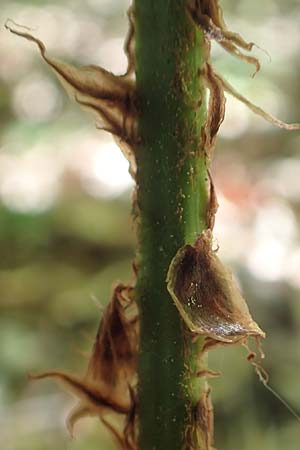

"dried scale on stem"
[5, 1, 300, 449]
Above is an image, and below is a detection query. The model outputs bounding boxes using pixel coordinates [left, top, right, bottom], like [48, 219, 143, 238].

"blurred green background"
[1, 0, 300, 449]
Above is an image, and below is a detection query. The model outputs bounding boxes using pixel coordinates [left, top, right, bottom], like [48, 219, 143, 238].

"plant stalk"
[135, 1, 210, 449]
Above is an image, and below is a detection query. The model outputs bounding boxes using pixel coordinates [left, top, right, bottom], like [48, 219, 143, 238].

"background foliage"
[0, 0, 300, 449]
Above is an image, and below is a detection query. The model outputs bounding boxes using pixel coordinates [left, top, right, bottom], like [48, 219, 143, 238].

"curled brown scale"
[5, 20, 138, 177]
[167, 230, 265, 344]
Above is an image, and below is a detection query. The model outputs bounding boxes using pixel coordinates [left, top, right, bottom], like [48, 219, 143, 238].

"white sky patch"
[262, 157, 300, 201]
[219, 95, 250, 138]
[213, 193, 249, 261]
[0, 150, 61, 213]
[284, 248, 300, 289]
[247, 238, 287, 282]
[12, 74, 62, 122]
[0, 130, 134, 212]
[96, 37, 128, 75]
[253, 201, 297, 245]
[80, 139, 134, 198]
[246, 201, 297, 281]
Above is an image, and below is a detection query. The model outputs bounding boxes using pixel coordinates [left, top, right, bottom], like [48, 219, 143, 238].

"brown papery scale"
[28, 283, 138, 449]
[5, 20, 138, 176]
[167, 230, 265, 343]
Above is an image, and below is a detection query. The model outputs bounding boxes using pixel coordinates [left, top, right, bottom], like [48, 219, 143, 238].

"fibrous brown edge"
[185, 385, 214, 450]
[201, 62, 226, 160]
[217, 73, 300, 130]
[189, 0, 260, 75]
[5, 20, 138, 177]
[28, 282, 139, 449]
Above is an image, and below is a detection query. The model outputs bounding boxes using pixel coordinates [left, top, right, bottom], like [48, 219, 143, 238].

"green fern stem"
[134, 1, 210, 449]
